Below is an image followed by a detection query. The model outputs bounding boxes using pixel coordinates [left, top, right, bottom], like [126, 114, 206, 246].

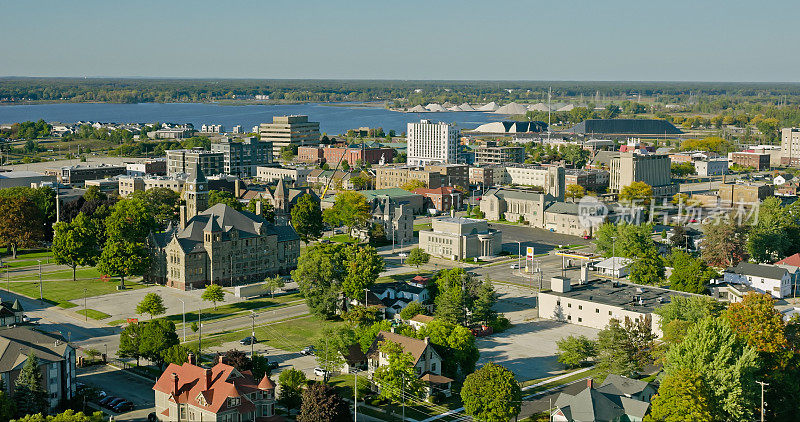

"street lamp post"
[176, 298, 186, 343]
[610, 236, 617, 281]
[37, 260, 42, 304]
[757, 381, 769, 422]
[83, 288, 87, 322]
[516, 241, 522, 274]
[250, 311, 257, 357]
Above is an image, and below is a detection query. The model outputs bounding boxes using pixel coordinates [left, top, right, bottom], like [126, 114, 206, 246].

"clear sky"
[2, 0, 798, 81]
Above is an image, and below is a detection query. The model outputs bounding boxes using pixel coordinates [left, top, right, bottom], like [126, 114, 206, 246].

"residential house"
[367, 330, 453, 398]
[408, 314, 434, 330]
[593, 257, 633, 278]
[0, 327, 77, 412]
[153, 356, 278, 421]
[551, 376, 653, 422]
[367, 281, 431, 317]
[0, 299, 23, 326]
[723, 262, 793, 298]
[341, 345, 367, 374]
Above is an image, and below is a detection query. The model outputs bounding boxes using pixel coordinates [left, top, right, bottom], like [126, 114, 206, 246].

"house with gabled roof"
[723, 261, 793, 298]
[153, 355, 279, 422]
[552, 376, 653, 422]
[0, 299, 23, 326]
[367, 330, 453, 397]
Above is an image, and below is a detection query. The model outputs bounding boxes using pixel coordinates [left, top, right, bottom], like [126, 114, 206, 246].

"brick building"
[731, 152, 770, 171]
[413, 187, 464, 212]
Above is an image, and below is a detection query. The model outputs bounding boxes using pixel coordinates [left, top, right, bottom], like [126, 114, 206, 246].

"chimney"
[187, 353, 195, 365]
[424, 336, 430, 345]
[587, 378, 593, 389]
[255, 199, 262, 216]
[172, 373, 180, 395]
[235, 179, 242, 198]
[203, 368, 212, 391]
[217, 355, 225, 365]
[179, 205, 187, 230]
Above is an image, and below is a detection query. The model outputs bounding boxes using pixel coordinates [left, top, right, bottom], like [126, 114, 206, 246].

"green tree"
[471, 280, 497, 325]
[596, 317, 656, 377]
[162, 344, 191, 366]
[645, 369, 713, 422]
[405, 247, 430, 270]
[434, 285, 468, 326]
[400, 179, 427, 191]
[11, 409, 105, 422]
[654, 295, 725, 345]
[291, 194, 324, 244]
[278, 368, 307, 415]
[461, 363, 522, 422]
[556, 335, 597, 368]
[314, 327, 348, 382]
[140, 320, 180, 368]
[418, 319, 480, 378]
[747, 197, 796, 262]
[292, 244, 348, 319]
[667, 249, 717, 294]
[0, 196, 45, 259]
[619, 181, 653, 207]
[104, 198, 156, 243]
[662, 317, 759, 421]
[629, 246, 665, 285]
[565, 184, 586, 202]
[0, 389, 13, 422]
[51, 213, 100, 280]
[208, 190, 243, 211]
[129, 187, 181, 227]
[342, 245, 384, 301]
[340, 159, 350, 171]
[14, 353, 47, 417]
[96, 240, 151, 289]
[136, 292, 167, 319]
[117, 322, 143, 366]
[593, 222, 655, 258]
[372, 340, 425, 402]
[201, 284, 225, 310]
[263, 275, 285, 298]
[322, 191, 370, 235]
[399, 301, 425, 320]
[297, 382, 351, 422]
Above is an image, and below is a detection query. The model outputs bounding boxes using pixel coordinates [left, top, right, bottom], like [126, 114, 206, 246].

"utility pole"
[401, 372, 405, 422]
[757, 381, 768, 422]
[611, 236, 617, 281]
[177, 298, 186, 342]
[37, 260, 43, 304]
[354, 371, 358, 422]
[83, 288, 87, 322]
[250, 311, 257, 356]
[198, 308, 202, 359]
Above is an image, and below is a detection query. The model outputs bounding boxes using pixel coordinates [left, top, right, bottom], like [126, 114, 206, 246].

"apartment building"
[564, 168, 610, 192]
[503, 165, 565, 199]
[723, 262, 793, 299]
[694, 159, 729, 177]
[166, 148, 225, 177]
[255, 166, 312, 185]
[406, 120, 460, 166]
[0, 327, 77, 412]
[473, 142, 525, 165]
[297, 144, 396, 165]
[375, 166, 443, 189]
[781, 128, 800, 167]
[730, 152, 770, 171]
[200, 124, 224, 133]
[413, 187, 463, 212]
[210, 137, 273, 178]
[425, 164, 469, 189]
[418, 217, 502, 260]
[468, 165, 505, 187]
[609, 152, 676, 197]
[45, 164, 126, 186]
[258, 115, 321, 157]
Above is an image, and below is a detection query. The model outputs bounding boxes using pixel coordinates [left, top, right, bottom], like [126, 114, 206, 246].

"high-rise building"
[210, 137, 273, 178]
[166, 148, 224, 177]
[258, 115, 321, 157]
[781, 128, 800, 166]
[406, 120, 459, 166]
[609, 152, 676, 197]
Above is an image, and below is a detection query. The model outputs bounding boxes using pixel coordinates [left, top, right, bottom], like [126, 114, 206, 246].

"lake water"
[0, 102, 504, 136]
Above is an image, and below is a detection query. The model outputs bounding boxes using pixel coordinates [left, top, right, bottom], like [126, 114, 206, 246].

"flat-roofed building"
[474, 143, 525, 165]
[256, 166, 312, 185]
[45, 164, 127, 186]
[210, 137, 273, 178]
[166, 148, 224, 177]
[564, 168, 609, 192]
[503, 165, 565, 199]
[717, 183, 773, 206]
[297, 144, 396, 165]
[468, 165, 505, 187]
[0, 170, 55, 189]
[418, 216, 502, 260]
[259, 115, 320, 157]
[84, 178, 119, 195]
[376, 166, 443, 190]
[731, 151, 770, 171]
[126, 159, 166, 177]
[694, 158, 728, 176]
[781, 128, 800, 166]
[609, 152, 676, 197]
[406, 120, 459, 166]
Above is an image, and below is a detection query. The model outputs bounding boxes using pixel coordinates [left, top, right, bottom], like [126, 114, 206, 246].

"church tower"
[185, 163, 208, 219]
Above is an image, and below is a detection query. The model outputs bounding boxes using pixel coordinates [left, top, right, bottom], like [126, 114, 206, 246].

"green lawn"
[76, 309, 112, 320]
[184, 315, 345, 352]
[0, 248, 54, 260]
[5, 277, 148, 306]
[7, 267, 105, 281]
[163, 293, 303, 326]
[327, 234, 360, 244]
[376, 271, 426, 284]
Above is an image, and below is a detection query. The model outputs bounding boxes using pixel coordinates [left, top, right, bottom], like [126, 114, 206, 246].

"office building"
[166, 148, 224, 177]
[730, 152, 770, 171]
[256, 166, 312, 185]
[418, 217, 502, 260]
[258, 115, 321, 157]
[126, 159, 166, 177]
[406, 120, 460, 166]
[781, 128, 800, 166]
[503, 165, 566, 199]
[425, 164, 469, 189]
[717, 183, 773, 206]
[45, 164, 126, 186]
[413, 187, 463, 213]
[694, 159, 728, 177]
[210, 137, 273, 178]
[0, 170, 55, 189]
[609, 152, 676, 197]
[473, 142, 525, 165]
[376, 166, 443, 190]
[564, 169, 610, 192]
[469, 165, 505, 187]
[297, 144, 396, 165]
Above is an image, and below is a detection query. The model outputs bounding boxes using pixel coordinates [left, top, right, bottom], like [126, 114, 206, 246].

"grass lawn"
[375, 271, 427, 284]
[413, 223, 432, 231]
[327, 234, 360, 244]
[7, 267, 105, 281]
[162, 293, 303, 326]
[5, 276, 148, 306]
[184, 315, 345, 352]
[76, 309, 112, 320]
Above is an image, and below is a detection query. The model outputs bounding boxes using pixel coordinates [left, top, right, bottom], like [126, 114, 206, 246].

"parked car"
[106, 398, 126, 409]
[301, 346, 316, 356]
[239, 336, 256, 346]
[267, 361, 279, 370]
[314, 367, 329, 378]
[113, 400, 134, 412]
[98, 396, 117, 406]
[510, 264, 518, 269]
[97, 390, 108, 399]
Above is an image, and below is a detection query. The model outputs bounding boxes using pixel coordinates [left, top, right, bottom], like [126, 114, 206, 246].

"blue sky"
[2, 0, 798, 81]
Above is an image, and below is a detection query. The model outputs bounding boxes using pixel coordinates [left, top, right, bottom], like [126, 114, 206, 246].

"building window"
[578, 305, 582, 310]
[596, 308, 599, 313]
[567, 303, 571, 308]
[578, 317, 582, 322]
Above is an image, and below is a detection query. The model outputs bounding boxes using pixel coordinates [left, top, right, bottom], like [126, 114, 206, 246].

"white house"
[593, 257, 633, 279]
[774, 173, 795, 186]
[368, 282, 431, 317]
[723, 262, 792, 299]
[367, 330, 452, 397]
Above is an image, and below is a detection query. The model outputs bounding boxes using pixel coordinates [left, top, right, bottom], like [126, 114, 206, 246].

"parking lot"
[77, 365, 156, 421]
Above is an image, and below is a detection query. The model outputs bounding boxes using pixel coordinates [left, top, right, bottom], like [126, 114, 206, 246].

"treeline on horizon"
[3, 77, 800, 108]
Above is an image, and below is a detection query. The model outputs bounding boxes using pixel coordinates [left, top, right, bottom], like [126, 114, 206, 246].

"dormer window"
[196, 393, 207, 406]
[228, 397, 240, 407]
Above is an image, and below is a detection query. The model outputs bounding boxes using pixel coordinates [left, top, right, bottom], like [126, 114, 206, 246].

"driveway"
[77, 364, 155, 421]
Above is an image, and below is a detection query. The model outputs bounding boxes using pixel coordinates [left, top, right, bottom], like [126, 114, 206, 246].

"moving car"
[239, 336, 256, 346]
[314, 367, 329, 378]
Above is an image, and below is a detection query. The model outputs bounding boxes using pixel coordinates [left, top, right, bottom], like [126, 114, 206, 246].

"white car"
[314, 367, 329, 378]
[510, 264, 518, 269]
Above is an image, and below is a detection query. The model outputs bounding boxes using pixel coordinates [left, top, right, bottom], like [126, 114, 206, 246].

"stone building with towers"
[145, 165, 301, 290]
